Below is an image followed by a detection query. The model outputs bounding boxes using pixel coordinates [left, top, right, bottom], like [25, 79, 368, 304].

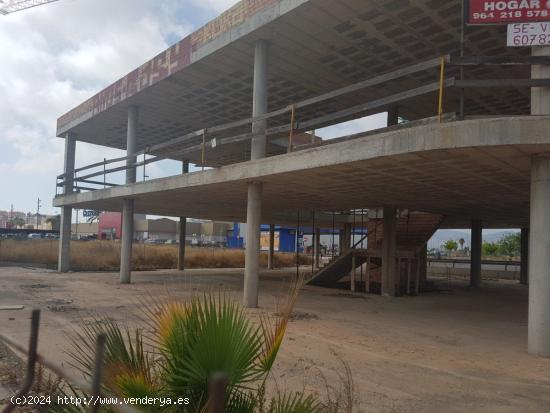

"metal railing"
[56, 54, 550, 195]
[428, 258, 521, 271]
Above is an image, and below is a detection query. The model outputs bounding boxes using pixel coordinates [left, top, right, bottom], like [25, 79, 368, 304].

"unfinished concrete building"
[54, 0, 550, 356]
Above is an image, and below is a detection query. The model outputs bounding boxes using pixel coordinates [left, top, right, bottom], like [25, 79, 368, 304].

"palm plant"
[59, 281, 320, 412]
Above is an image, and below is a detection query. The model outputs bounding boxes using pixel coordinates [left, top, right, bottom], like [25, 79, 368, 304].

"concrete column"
[178, 160, 189, 271]
[120, 106, 138, 284]
[470, 219, 482, 289]
[120, 199, 134, 284]
[531, 46, 550, 116]
[341, 223, 352, 252]
[381, 207, 397, 296]
[126, 106, 138, 183]
[244, 182, 262, 308]
[250, 40, 268, 161]
[388, 105, 399, 126]
[520, 227, 529, 285]
[58, 207, 72, 272]
[267, 224, 275, 270]
[419, 245, 428, 283]
[244, 40, 269, 308]
[58, 133, 76, 273]
[526, 47, 550, 355]
[528, 156, 550, 356]
[314, 227, 321, 269]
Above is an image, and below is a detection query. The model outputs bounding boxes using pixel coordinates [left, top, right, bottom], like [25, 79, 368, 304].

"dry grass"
[0, 239, 311, 271]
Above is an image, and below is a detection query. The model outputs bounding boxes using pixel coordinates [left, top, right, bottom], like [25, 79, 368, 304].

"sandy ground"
[0, 265, 549, 412]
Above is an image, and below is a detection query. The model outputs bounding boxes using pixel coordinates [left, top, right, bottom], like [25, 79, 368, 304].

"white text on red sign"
[468, 1, 550, 24]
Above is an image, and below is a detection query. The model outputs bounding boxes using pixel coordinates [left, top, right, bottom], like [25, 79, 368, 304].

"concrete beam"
[470, 219, 482, 289]
[53, 116, 550, 234]
[58, 115, 550, 213]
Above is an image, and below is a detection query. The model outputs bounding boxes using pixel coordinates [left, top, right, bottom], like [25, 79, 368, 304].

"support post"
[381, 207, 397, 296]
[251, 40, 268, 161]
[350, 253, 356, 292]
[365, 256, 371, 293]
[120, 199, 134, 284]
[417, 245, 427, 294]
[342, 223, 352, 252]
[520, 227, 529, 285]
[470, 219, 482, 289]
[531, 46, 550, 117]
[178, 160, 189, 271]
[120, 106, 138, 284]
[407, 259, 412, 295]
[388, 105, 399, 126]
[527, 46, 550, 355]
[58, 133, 76, 273]
[415, 255, 421, 296]
[528, 156, 550, 356]
[126, 106, 138, 183]
[267, 224, 275, 270]
[244, 182, 262, 307]
[314, 227, 321, 269]
[244, 40, 268, 308]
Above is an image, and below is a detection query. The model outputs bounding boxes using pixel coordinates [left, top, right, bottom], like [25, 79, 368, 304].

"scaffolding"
[0, 0, 58, 15]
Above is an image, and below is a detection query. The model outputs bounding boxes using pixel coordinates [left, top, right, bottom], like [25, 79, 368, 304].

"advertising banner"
[467, 0, 550, 25]
[507, 22, 550, 45]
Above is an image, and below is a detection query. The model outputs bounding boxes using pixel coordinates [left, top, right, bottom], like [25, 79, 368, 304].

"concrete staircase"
[308, 249, 379, 288]
[307, 211, 444, 292]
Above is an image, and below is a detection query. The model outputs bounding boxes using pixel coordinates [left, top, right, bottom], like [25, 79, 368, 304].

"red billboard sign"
[467, 0, 550, 25]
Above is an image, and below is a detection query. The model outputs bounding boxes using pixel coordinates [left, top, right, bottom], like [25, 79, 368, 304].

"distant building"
[0, 210, 57, 230]
[80, 212, 233, 244]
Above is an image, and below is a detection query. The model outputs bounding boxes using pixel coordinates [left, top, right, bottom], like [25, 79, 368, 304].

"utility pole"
[36, 197, 42, 229]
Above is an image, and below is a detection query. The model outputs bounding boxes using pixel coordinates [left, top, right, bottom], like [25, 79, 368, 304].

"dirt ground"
[0, 265, 549, 412]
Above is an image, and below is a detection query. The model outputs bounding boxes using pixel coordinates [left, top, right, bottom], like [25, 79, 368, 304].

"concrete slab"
[56, 0, 531, 161]
[54, 116, 550, 227]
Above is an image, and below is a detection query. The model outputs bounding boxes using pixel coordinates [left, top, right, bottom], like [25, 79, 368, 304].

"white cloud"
[0, 0, 218, 214]
[317, 113, 389, 140]
[190, 0, 240, 14]
[0, 0, 382, 216]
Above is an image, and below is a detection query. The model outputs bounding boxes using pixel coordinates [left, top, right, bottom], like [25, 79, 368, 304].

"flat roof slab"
[57, 0, 530, 164]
